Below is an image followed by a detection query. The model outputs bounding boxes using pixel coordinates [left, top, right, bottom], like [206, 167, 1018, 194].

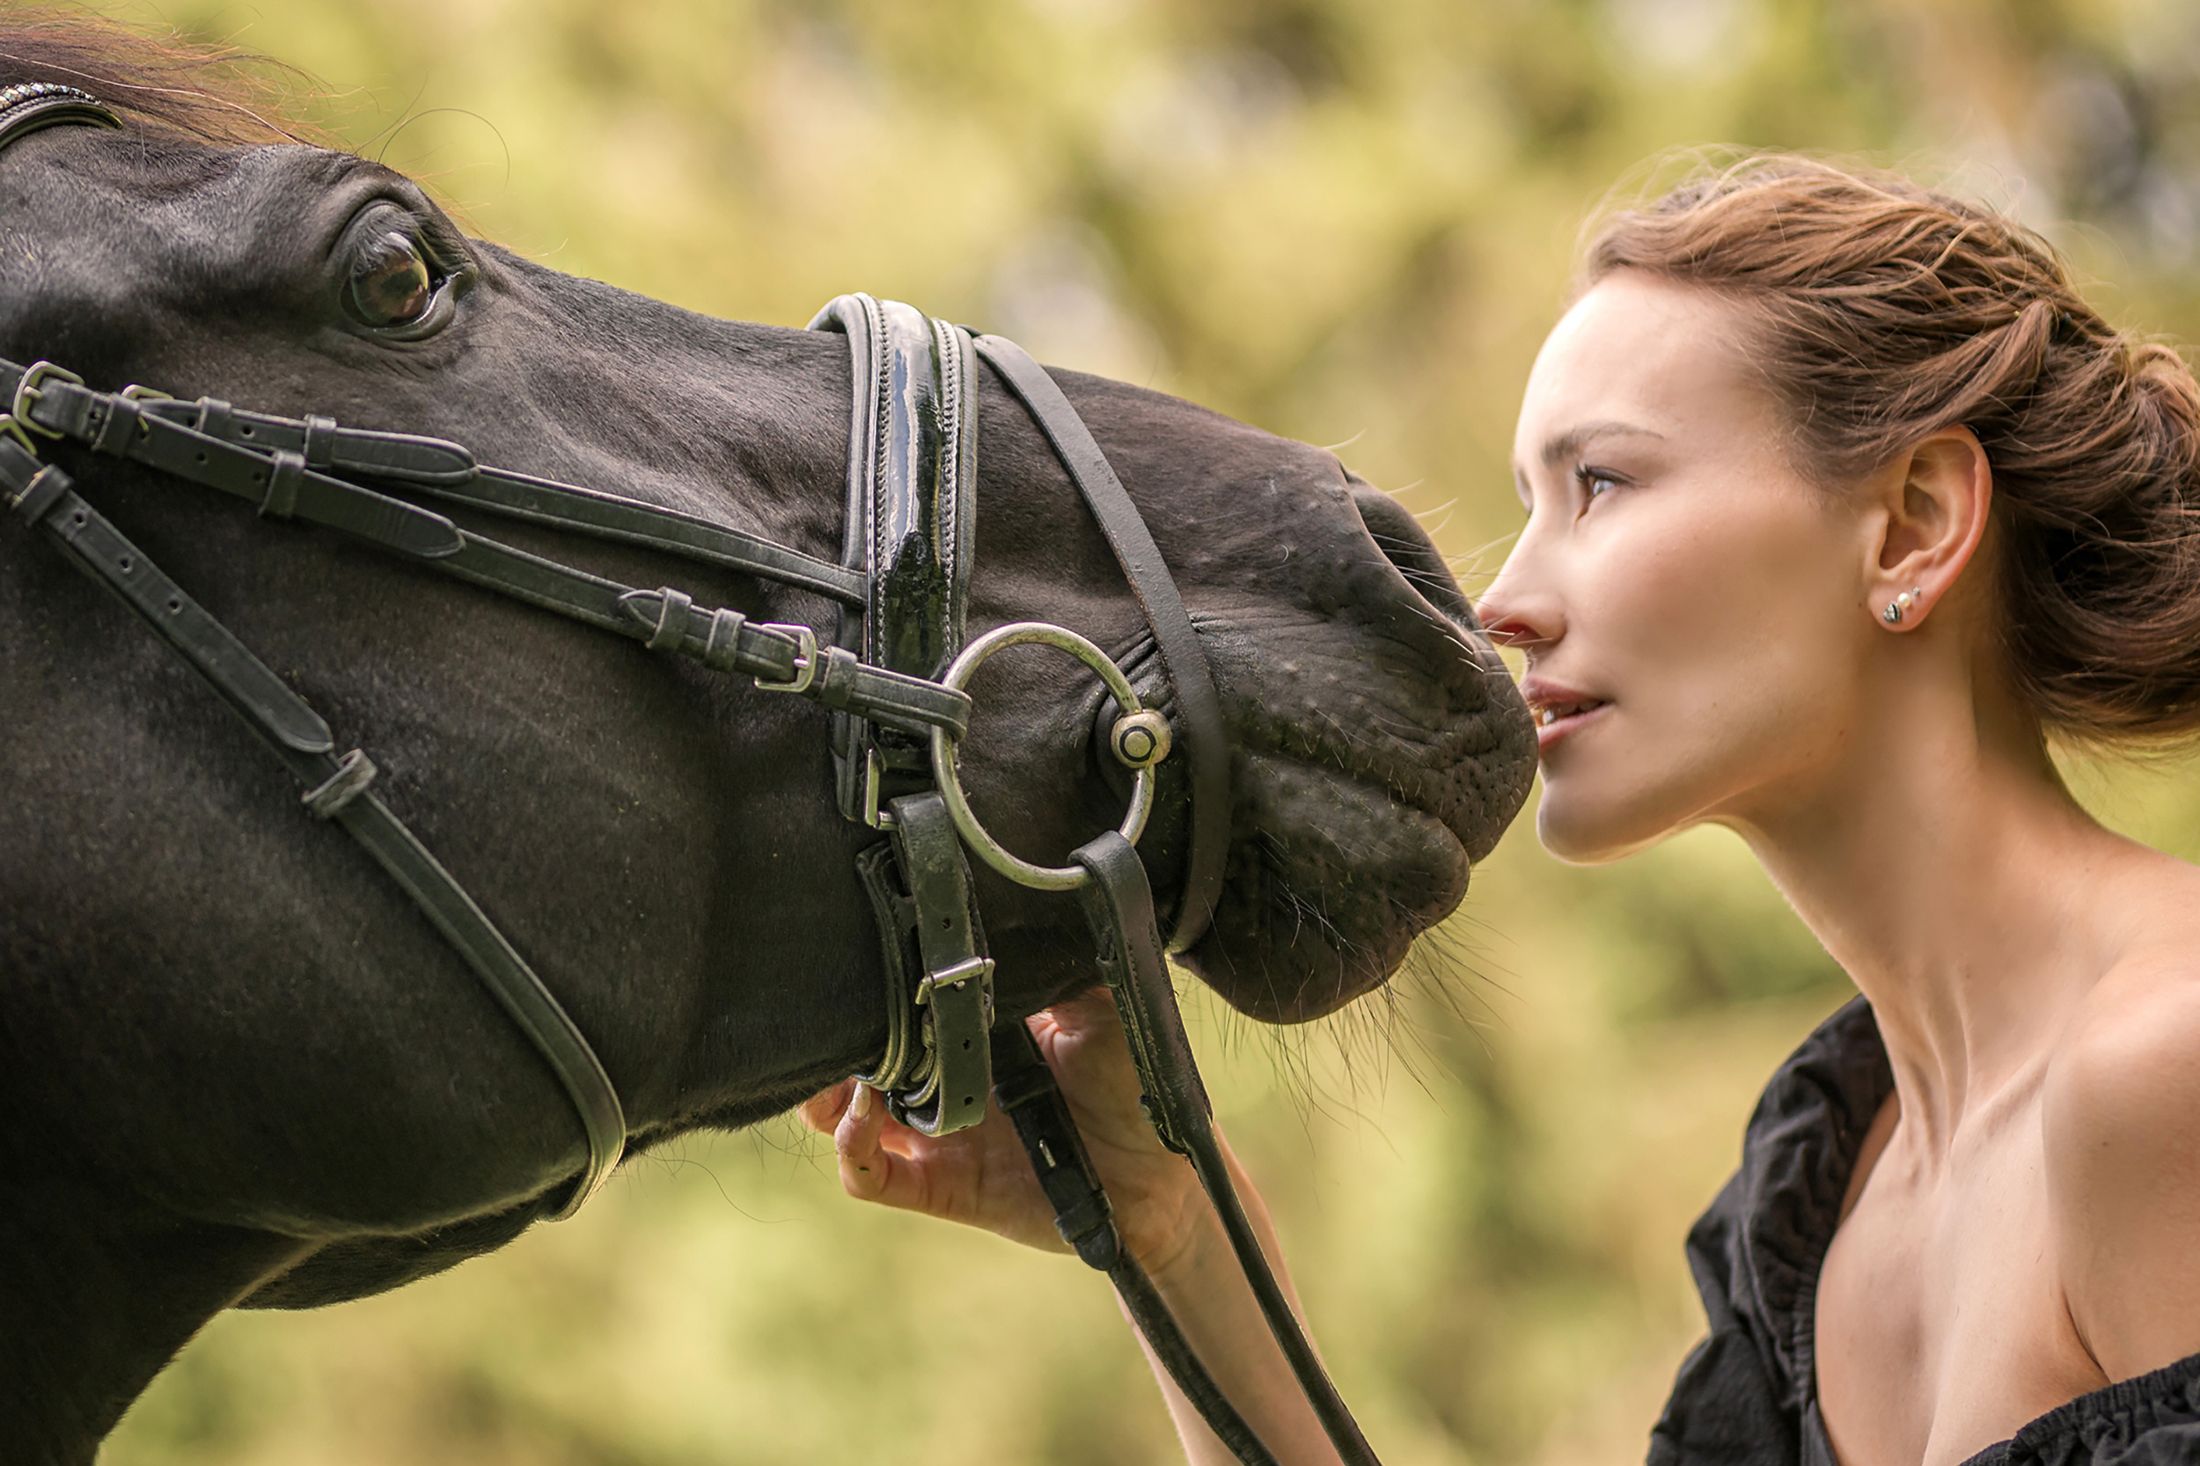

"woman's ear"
[1864, 425, 1992, 630]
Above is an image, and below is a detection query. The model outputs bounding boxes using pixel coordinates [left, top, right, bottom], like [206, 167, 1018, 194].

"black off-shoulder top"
[1646, 995, 2200, 1465]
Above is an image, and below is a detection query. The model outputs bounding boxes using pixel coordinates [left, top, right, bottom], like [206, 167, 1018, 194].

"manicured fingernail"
[851, 1084, 875, 1120]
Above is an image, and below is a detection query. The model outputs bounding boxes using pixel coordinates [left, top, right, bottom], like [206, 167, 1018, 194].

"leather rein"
[0, 84, 1379, 1465]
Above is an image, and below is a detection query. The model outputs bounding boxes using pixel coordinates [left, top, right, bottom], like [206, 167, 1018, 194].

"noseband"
[0, 87, 1378, 1465]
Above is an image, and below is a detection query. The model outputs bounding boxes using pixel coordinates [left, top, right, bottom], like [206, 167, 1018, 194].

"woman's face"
[1477, 270, 1879, 862]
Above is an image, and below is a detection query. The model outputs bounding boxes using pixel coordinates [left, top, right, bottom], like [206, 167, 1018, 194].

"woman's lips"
[1534, 699, 1610, 752]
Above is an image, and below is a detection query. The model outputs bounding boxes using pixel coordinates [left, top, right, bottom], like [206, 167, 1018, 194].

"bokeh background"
[85, 0, 2200, 1461]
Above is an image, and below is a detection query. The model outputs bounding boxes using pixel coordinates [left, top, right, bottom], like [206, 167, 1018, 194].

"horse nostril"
[1350, 480, 1473, 623]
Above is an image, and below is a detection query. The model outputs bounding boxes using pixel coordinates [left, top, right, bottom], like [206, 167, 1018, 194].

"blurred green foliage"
[86, 0, 2200, 1461]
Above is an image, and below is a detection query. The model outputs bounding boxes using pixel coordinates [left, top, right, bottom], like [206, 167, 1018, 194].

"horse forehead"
[0, 137, 365, 312]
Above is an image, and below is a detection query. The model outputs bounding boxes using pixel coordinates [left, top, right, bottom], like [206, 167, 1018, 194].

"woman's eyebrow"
[1537, 419, 1667, 468]
[1510, 420, 1669, 508]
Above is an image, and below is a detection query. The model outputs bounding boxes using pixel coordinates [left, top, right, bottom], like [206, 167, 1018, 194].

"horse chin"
[1182, 753, 1471, 1024]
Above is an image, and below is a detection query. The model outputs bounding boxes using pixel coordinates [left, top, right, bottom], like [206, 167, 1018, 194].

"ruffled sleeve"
[1646, 997, 1892, 1466]
[1647, 1164, 1804, 1464]
[1978, 1354, 2200, 1465]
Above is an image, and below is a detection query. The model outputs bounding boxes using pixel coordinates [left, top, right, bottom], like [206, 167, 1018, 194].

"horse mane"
[0, 9, 326, 147]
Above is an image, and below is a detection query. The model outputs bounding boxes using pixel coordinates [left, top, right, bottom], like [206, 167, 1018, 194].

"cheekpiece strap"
[972, 334, 1230, 955]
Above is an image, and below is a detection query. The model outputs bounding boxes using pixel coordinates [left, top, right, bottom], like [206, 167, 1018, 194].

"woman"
[799, 154, 2200, 1464]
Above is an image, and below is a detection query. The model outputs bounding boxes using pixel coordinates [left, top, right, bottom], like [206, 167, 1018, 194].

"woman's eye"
[1573, 464, 1623, 503]
[347, 231, 437, 327]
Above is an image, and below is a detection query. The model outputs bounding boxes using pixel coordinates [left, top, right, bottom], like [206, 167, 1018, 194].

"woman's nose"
[1473, 569, 1560, 651]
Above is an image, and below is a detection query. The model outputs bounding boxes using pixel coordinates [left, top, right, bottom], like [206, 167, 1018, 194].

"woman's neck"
[1728, 679, 2142, 1160]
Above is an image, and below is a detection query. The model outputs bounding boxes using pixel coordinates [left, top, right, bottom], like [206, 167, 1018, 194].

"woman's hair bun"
[1585, 153, 2200, 742]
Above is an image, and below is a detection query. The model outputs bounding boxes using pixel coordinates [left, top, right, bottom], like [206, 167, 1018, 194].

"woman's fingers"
[797, 1080, 906, 1203]
[819, 1081, 970, 1222]
[795, 1078, 856, 1136]
[801, 1079, 1066, 1248]
[830, 1082, 902, 1204]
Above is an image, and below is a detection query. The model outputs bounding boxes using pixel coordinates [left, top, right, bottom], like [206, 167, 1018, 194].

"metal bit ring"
[930, 621, 1158, 891]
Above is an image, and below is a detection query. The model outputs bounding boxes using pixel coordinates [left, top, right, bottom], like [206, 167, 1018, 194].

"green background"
[90, 0, 2200, 1461]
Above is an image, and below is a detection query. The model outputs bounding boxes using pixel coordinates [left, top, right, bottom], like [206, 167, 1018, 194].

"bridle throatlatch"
[0, 81, 1383, 1465]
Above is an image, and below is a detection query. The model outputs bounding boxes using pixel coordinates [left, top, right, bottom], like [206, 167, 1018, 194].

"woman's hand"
[804, 989, 1343, 1464]
[796, 986, 1210, 1272]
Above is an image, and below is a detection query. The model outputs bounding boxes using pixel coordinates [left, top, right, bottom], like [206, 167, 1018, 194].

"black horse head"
[0, 25, 1535, 1460]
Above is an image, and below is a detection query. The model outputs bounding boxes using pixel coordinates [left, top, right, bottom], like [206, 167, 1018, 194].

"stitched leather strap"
[142, 394, 478, 483]
[859, 791, 993, 1136]
[0, 444, 625, 1218]
[612, 588, 971, 737]
[439, 465, 865, 605]
[110, 387, 867, 601]
[990, 1022, 1283, 1465]
[871, 788, 994, 1127]
[1073, 831, 1212, 1156]
[7, 365, 970, 740]
[816, 297, 999, 1140]
[5, 438, 337, 753]
[1074, 830, 1379, 1466]
[973, 337, 1230, 954]
[23, 378, 464, 558]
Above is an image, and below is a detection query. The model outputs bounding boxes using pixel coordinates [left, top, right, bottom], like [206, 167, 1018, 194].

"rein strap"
[1070, 832, 1380, 1465]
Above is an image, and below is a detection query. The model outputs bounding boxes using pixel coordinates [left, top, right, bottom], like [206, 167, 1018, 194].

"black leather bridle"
[0, 83, 1379, 1464]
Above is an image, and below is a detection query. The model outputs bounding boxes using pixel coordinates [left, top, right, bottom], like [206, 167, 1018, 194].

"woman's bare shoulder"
[2040, 857, 2200, 1381]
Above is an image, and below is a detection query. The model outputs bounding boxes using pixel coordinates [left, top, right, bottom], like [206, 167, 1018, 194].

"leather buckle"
[861, 748, 894, 829]
[752, 623, 819, 695]
[0, 412, 36, 456]
[12, 359, 82, 439]
[915, 955, 995, 1004]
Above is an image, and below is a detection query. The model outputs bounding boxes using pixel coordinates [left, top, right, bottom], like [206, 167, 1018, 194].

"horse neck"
[1, 1177, 310, 1461]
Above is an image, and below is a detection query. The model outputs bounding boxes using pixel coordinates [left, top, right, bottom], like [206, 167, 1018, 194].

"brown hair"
[1582, 153, 2200, 743]
[0, 9, 318, 146]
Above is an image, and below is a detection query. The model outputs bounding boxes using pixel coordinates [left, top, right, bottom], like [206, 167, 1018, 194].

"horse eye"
[346, 231, 436, 328]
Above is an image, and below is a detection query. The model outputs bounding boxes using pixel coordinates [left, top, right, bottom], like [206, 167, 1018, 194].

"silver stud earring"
[1881, 586, 1924, 626]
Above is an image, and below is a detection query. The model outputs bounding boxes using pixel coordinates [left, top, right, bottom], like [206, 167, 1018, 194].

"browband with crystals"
[0, 82, 123, 142]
